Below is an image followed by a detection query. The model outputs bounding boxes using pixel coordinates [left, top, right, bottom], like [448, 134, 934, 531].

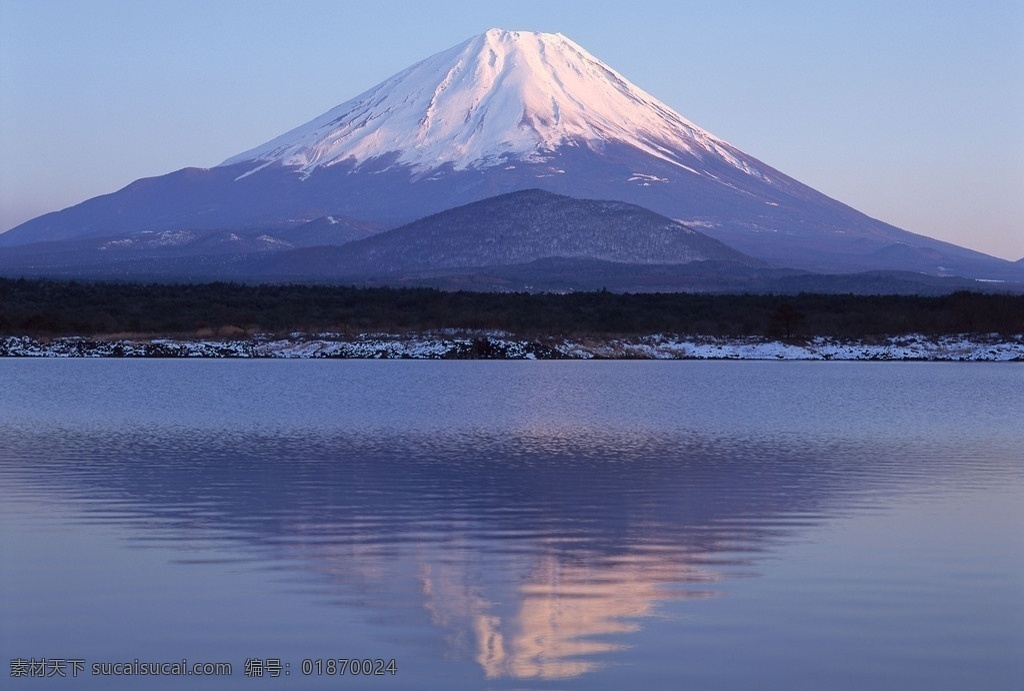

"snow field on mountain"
[221, 29, 761, 180]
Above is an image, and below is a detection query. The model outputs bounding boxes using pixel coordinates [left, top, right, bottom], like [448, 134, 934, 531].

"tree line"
[0, 277, 1021, 339]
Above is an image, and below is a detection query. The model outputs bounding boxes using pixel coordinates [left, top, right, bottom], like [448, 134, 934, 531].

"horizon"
[1, 1, 1021, 261]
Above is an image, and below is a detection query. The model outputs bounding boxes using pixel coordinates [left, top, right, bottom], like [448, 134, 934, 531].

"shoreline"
[2, 332, 1022, 361]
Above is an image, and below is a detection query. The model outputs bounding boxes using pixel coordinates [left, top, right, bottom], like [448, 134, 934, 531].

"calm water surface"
[1, 360, 1022, 689]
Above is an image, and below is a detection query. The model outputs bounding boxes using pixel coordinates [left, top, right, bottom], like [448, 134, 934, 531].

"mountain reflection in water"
[2, 360, 1021, 687]
[1, 423, 962, 680]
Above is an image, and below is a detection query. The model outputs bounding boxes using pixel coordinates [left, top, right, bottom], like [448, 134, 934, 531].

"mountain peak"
[220, 28, 763, 180]
[6, 28, 1018, 285]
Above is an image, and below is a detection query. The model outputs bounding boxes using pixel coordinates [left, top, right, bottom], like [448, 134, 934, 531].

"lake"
[1, 360, 1022, 689]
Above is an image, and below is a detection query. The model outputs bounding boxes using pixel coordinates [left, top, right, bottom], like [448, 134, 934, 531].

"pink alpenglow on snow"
[222, 29, 762, 180]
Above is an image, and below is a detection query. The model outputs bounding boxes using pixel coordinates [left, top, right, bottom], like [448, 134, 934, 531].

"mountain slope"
[1, 29, 1019, 283]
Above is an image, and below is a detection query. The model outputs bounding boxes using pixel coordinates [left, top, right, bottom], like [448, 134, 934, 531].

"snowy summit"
[221, 29, 760, 178]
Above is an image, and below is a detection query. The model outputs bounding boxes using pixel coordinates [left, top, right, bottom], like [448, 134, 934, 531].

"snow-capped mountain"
[1, 28, 1020, 285]
[222, 29, 761, 180]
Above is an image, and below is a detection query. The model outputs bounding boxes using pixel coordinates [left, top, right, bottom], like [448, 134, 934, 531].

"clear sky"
[1, 0, 1021, 260]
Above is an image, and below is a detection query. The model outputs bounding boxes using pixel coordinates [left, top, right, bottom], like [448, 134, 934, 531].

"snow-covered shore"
[1, 333, 1021, 361]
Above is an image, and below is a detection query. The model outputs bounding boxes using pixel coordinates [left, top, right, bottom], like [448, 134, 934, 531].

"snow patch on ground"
[629, 172, 669, 186]
[574, 334, 1024, 361]
[675, 219, 716, 229]
[1, 333, 1021, 361]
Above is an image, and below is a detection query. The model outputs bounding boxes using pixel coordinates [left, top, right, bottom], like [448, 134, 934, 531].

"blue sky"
[1, 0, 1021, 260]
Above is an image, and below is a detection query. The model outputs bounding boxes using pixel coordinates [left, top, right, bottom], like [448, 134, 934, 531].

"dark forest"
[1, 278, 1021, 339]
